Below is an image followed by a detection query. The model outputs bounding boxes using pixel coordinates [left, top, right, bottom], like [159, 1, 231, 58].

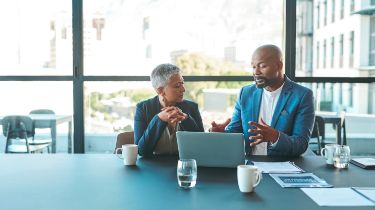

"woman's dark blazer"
[134, 96, 204, 157]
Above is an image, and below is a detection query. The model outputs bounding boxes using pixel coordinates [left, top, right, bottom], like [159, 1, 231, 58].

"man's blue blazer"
[225, 77, 315, 156]
[134, 96, 204, 157]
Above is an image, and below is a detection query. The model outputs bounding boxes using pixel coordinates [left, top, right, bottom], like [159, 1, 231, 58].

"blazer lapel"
[271, 79, 293, 128]
[252, 88, 263, 123]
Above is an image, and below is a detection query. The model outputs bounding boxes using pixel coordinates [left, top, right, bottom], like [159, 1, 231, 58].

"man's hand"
[158, 106, 187, 124]
[248, 118, 279, 147]
[209, 118, 231, 132]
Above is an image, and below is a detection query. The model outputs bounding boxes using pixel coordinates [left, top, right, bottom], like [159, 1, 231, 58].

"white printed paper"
[353, 188, 375, 203]
[252, 161, 304, 173]
[301, 188, 375, 206]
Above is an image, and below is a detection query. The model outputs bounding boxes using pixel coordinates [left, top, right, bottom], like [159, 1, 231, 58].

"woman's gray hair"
[150, 63, 181, 89]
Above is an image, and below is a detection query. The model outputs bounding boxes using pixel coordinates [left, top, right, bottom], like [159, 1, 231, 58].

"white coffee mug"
[237, 165, 262, 193]
[320, 144, 338, 165]
[115, 144, 138, 166]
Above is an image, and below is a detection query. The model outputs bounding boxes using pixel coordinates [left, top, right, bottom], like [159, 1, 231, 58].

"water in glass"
[177, 159, 197, 188]
[333, 145, 350, 169]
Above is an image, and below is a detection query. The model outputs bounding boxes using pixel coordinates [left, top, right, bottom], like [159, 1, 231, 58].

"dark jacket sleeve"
[134, 102, 167, 157]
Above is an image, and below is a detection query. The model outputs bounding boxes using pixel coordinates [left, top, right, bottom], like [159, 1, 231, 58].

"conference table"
[0, 154, 374, 210]
[0, 114, 72, 153]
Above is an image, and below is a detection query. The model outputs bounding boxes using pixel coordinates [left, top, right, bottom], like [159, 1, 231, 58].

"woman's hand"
[158, 106, 187, 124]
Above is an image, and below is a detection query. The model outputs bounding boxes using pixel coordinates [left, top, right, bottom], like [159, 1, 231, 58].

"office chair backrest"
[29, 109, 55, 128]
[114, 131, 134, 154]
[2, 115, 34, 139]
[311, 116, 325, 139]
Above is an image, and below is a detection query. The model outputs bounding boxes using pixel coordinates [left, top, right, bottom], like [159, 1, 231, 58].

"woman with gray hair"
[134, 63, 204, 157]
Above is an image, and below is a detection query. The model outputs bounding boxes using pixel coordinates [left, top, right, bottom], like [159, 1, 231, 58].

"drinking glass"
[177, 159, 197, 188]
[333, 145, 351, 169]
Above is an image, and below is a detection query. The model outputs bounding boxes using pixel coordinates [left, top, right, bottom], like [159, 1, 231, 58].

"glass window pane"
[0, 82, 73, 153]
[83, 0, 283, 76]
[84, 81, 250, 153]
[0, 1, 72, 76]
[296, 0, 375, 77]
[300, 82, 375, 156]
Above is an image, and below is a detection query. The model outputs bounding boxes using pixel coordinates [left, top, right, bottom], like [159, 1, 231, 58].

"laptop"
[176, 131, 245, 168]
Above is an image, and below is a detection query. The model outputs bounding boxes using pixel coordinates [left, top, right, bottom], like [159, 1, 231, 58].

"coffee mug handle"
[115, 148, 123, 159]
[253, 170, 262, 188]
[320, 148, 327, 158]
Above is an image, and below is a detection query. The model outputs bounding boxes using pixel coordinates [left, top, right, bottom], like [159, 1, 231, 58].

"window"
[323, 39, 327, 68]
[323, 1, 327, 26]
[83, 0, 283, 76]
[350, 0, 355, 13]
[0, 82, 73, 153]
[330, 37, 335, 68]
[82, 0, 284, 153]
[349, 31, 354, 68]
[300, 82, 375, 155]
[339, 34, 344, 68]
[370, 17, 375, 66]
[317, 3, 320, 29]
[316, 41, 320, 69]
[84, 81, 248, 153]
[331, 0, 335, 23]
[340, 0, 344, 19]
[0, 0, 72, 76]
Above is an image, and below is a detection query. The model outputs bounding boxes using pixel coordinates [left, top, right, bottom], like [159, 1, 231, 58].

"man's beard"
[254, 76, 272, 88]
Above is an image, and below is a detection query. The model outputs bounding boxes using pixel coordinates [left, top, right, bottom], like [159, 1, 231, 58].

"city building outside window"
[323, 39, 327, 68]
[330, 37, 335, 68]
[339, 34, 344, 68]
[349, 31, 354, 68]
[323, 0, 327, 26]
[331, 0, 335, 23]
[370, 16, 375, 66]
[317, 3, 320, 29]
[340, 0, 344, 19]
[350, 0, 355, 13]
[316, 41, 320, 69]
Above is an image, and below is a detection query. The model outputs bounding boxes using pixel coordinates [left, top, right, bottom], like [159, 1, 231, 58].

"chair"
[29, 109, 54, 153]
[340, 111, 347, 145]
[309, 115, 325, 155]
[114, 131, 134, 154]
[2, 115, 50, 153]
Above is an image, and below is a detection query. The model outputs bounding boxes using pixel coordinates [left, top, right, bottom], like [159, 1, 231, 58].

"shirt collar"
[263, 82, 285, 97]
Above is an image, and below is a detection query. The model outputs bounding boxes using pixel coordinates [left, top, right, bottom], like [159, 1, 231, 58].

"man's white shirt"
[252, 83, 284, 155]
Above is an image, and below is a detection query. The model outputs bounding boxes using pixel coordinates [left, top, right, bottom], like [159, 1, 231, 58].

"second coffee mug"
[320, 144, 338, 165]
[115, 144, 138, 166]
[237, 165, 262, 193]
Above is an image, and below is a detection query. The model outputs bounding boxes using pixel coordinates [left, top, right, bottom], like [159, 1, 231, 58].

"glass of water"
[333, 145, 351, 169]
[177, 159, 197, 188]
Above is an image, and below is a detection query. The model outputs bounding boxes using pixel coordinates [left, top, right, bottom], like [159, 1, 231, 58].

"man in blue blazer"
[211, 45, 315, 156]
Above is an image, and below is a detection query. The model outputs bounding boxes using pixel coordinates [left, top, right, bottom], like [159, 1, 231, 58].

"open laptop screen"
[176, 131, 245, 168]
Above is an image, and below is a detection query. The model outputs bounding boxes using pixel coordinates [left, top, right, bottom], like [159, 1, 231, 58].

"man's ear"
[277, 60, 284, 73]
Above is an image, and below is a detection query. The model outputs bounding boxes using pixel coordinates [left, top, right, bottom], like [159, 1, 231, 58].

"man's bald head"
[252, 44, 283, 63]
[251, 45, 284, 91]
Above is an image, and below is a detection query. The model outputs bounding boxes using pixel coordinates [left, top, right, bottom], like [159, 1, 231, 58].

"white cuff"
[270, 132, 280, 147]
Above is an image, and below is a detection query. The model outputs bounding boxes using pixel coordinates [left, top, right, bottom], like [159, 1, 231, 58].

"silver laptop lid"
[176, 131, 245, 168]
